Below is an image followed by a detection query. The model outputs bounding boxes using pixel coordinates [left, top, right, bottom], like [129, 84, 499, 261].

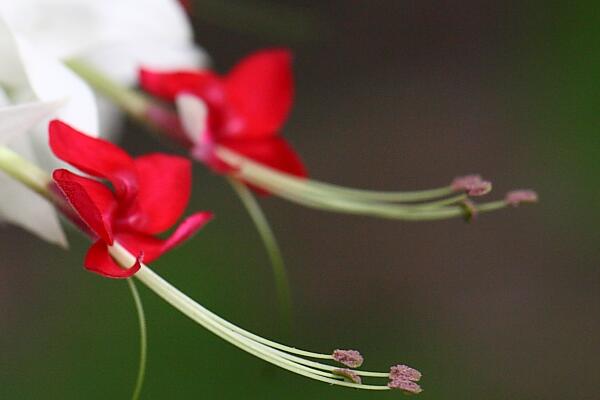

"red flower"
[139, 49, 306, 180]
[49, 120, 213, 278]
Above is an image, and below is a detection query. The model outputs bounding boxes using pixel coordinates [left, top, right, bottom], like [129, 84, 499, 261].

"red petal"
[162, 212, 213, 254]
[224, 49, 294, 138]
[130, 154, 192, 234]
[117, 211, 213, 263]
[117, 233, 163, 264]
[139, 68, 222, 103]
[84, 240, 141, 278]
[220, 138, 307, 178]
[49, 120, 138, 200]
[53, 169, 117, 244]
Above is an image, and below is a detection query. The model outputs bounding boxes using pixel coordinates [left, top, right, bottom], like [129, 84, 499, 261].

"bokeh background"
[1, 1, 598, 399]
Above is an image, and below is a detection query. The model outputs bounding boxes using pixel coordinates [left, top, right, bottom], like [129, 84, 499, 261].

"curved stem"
[126, 278, 147, 400]
[227, 177, 293, 333]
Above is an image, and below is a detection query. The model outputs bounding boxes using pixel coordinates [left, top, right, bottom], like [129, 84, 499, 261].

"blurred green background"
[1, 1, 598, 399]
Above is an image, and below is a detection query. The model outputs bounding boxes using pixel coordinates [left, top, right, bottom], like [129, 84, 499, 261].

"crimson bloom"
[49, 120, 212, 278]
[139, 49, 306, 180]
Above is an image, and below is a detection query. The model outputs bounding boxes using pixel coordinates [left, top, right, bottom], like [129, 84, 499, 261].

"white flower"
[0, 0, 209, 85]
[0, 16, 98, 246]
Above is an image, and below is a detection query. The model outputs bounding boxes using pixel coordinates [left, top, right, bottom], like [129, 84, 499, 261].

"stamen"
[451, 174, 492, 196]
[505, 190, 538, 206]
[333, 349, 364, 368]
[64, 60, 536, 223]
[214, 146, 464, 205]
[388, 378, 423, 394]
[389, 364, 422, 382]
[388, 364, 423, 393]
[108, 242, 404, 392]
[333, 368, 362, 384]
[213, 146, 516, 221]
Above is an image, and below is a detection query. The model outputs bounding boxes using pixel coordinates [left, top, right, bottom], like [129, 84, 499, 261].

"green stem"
[227, 177, 293, 333]
[126, 278, 147, 400]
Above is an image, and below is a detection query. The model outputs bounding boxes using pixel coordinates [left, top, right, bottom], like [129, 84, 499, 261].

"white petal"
[1, 0, 117, 58]
[0, 88, 9, 106]
[8, 34, 100, 170]
[0, 14, 99, 152]
[0, 134, 67, 247]
[16, 37, 98, 136]
[1, 0, 192, 55]
[176, 94, 207, 144]
[0, 99, 64, 144]
[102, 0, 195, 45]
[95, 96, 124, 139]
[0, 0, 208, 84]
[80, 41, 208, 85]
[0, 15, 32, 94]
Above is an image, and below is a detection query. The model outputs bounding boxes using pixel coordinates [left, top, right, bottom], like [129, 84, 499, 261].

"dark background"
[1, 1, 599, 399]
